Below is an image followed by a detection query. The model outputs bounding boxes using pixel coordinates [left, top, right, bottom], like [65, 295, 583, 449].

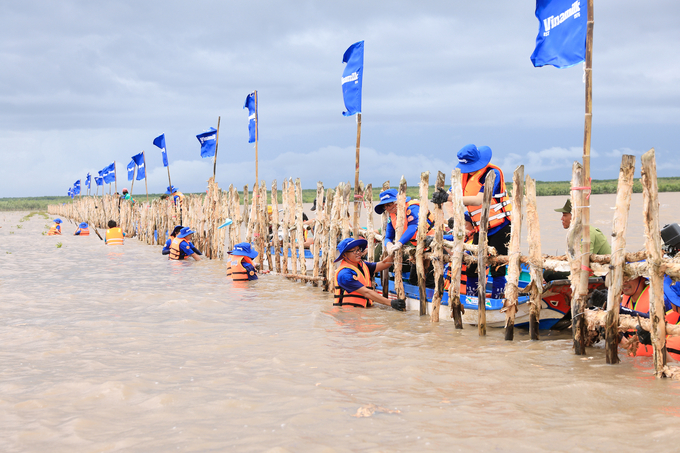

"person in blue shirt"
[333, 237, 405, 310]
[227, 242, 262, 281]
[169, 227, 201, 261]
[374, 189, 434, 256]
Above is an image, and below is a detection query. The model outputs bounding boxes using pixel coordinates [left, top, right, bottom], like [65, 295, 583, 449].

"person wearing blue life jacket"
[333, 238, 405, 310]
[227, 243, 266, 281]
[74, 222, 90, 236]
[374, 188, 434, 256]
[432, 144, 512, 299]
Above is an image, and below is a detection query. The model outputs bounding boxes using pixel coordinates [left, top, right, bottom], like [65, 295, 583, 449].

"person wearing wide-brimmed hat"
[227, 242, 261, 281]
[47, 218, 63, 235]
[162, 225, 203, 257]
[74, 222, 90, 236]
[431, 144, 512, 298]
[374, 188, 434, 257]
[169, 227, 201, 261]
[165, 185, 185, 208]
[333, 237, 406, 310]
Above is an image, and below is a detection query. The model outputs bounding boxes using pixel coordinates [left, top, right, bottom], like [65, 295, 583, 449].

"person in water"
[105, 220, 125, 245]
[163, 225, 203, 258]
[74, 222, 90, 236]
[374, 188, 434, 257]
[169, 227, 201, 261]
[544, 198, 612, 282]
[47, 218, 62, 235]
[432, 144, 512, 298]
[333, 237, 406, 310]
[226, 242, 261, 281]
[121, 188, 131, 200]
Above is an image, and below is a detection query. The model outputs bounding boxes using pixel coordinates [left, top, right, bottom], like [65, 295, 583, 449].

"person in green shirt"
[544, 198, 611, 282]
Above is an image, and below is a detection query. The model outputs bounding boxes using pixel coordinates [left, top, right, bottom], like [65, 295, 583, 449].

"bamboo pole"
[242, 185, 250, 237]
[415, 171, 430, 316]
[641, 148, 668, 375]
[353, 113, 362, 239]
[605, 154, 635, 364]
[254, 91, 259, 185]
[393, 177, 408, 305]
[312, 182, 324, 286]
[325, 184, 342, 292]
[114, 161, 117, 195]
[271, 180, 281, 274]
[341, 183, 351, 240]
[142, 151, 149, 205]
[245, 182, 258, 244]
[213, 116, 220, 181]
[365, 184, 375, 263]
[504, 166, 524, 341]
[260, 181, 271, 270]
[525, 176, 542, 340]
[380, 181, 390, 298]
[476, 171, 495, 336]
[448, 169, 465, 329]
[569, 162, 587, 355]
[430, 171, 445, 323]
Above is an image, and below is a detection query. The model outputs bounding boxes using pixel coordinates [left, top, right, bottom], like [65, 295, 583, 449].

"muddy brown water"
[1, 193, 680, 452]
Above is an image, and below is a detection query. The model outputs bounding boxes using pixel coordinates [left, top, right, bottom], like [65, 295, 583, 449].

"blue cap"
[374, 189, 398, 215]
[455, 144, 492, 174]
[53, 218, 62, 224]
[464, 212, 473, 224]
[229, 242, 258, 259]
[177, 227, 195, 238]
[334, 238, 368, 263]
[78, 222, 88, 228]
[165, 185, 178, 195]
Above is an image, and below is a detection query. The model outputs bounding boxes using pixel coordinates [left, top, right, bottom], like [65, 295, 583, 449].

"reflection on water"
[2, 195, 680, 452]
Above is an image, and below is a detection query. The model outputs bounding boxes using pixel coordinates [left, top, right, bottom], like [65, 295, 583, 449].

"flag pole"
[213, 116, 221, 181]
[130, 165, 136, 196]
[143, 151, 149, 204]
[255, 90, 259, 184]
[353, 112, 362, 238]
[113, 161, 118, 195]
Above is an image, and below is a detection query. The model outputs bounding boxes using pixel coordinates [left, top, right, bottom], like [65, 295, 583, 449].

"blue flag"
[102, 162, 116, 184]
[530, 0, 586, 68]
[85, 173, 91, 189]
[127, 159, 136, 181]
[132, 152, 145, 180]
[341, 41, 364, 117]
[74, 180, 81, 196]
[68, 187, 74, 199]
[95, 176, 103, 186]
[244, 92, 258, 143]
[153, 133, 168, 167]
[197, 128, 217, 158]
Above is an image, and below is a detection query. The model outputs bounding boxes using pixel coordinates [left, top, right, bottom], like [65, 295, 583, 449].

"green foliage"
[5, 251, 10, 254]
[56, 242, 63, 248]
[16, 224, 22, 229]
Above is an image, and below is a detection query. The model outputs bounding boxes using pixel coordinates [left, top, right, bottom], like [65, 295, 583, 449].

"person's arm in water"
[180, 240, 201, 261]
[162, 238, 172, 255]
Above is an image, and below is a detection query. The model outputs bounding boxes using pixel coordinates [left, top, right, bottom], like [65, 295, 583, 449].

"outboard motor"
[661, 223, 680, 257]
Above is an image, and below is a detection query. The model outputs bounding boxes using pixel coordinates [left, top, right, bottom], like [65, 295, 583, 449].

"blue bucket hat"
[230, 242, 259, 259]
[374, 189, 398, 215]
[455, 144, 492, 174]
[53, 218, 62, 224]
[334, 238, 368, 263]
[177, 227, 195, 238]
[78, 222, 88, 228]
[165, 185, 178, 195]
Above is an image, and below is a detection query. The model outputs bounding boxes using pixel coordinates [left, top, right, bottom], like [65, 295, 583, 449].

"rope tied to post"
[571, 177, 592, 200]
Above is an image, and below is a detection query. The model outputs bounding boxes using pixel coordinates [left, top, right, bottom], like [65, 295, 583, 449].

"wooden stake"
[295, 178, 306, 276]
[641, 148, 668, 375]
[325, 184, 342, 292]
[353, 113, 362, 239]
[281, 179, 291, 274]
[380, 181, 390, 298]
[605, 154, 635, 364]
[477, 171, 495, 336]
[569, 162, 587, 354]
[365, 184, 375, 262]
[271, 180, 281, 274]
[416, 171, 430, 316]
[393, 177, 408, 304]
[504, 166, 524, 341]
[430, 171, 445, 323]
[312, 181, 324, 286]
[448, 169, 465, 329]
[525, 176, 542, 340]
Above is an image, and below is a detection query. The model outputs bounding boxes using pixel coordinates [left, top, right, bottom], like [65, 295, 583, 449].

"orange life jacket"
[388, 200, 434, 246]
[169, 237, 188, 260]
[105, 227, 124, 245]
[76, 228, 90, 236]
[48, 224, 61, 235]
[444, 235, 474, 293]
[462, 164, 512, 229]
[333, 260, 374, 308]
[172, 191, 185, 207]
[227, 255, 255, 281]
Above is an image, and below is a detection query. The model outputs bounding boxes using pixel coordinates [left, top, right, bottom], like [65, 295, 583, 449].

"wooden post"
[325, 184, 342, 292]
[605, 154, 635, 364]
[393, 177, 408, 304]
[380, 181, 390, 298]
[321, 188, 334, 290]
[245, 181, 258, 244]
[525, 176, 542, 340]
[260, 181, 270, 270]
[341, 183, 351, 240]
[416, 171, 430, 316]
[242, 184, 250, 235]
[295, 178, 306, 276]
[477, 171, 495, 336]
[448, 169, 465, 329]
[288, 179, 299, 274]
[504, 166, 524, 341]
[271, 180, 281, 274]
[430, 171, 445, 322]
[213, 116, 220, 181]
[353, 113, 362, 239]
[311, 181, 324, 285]
[365, 184, 375, 263]
[281, 179, 291, 274]
[641, 148, 668, 376]
[569, 162, 587, 355]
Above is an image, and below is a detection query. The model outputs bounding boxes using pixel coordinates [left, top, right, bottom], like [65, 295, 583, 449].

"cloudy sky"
[1, 0, 678, 197]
